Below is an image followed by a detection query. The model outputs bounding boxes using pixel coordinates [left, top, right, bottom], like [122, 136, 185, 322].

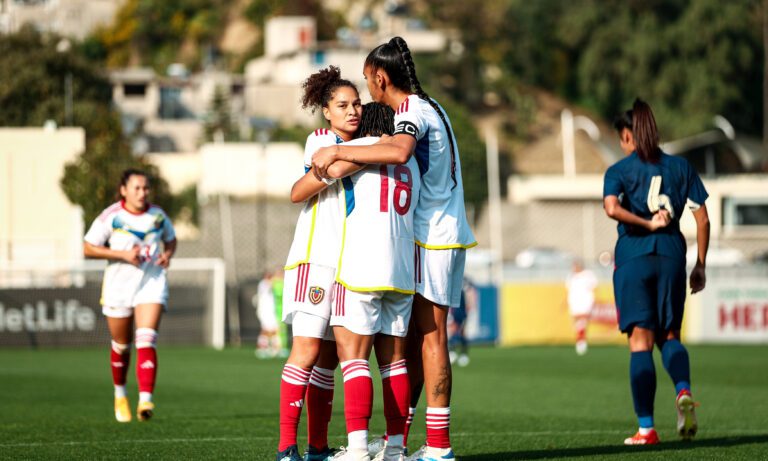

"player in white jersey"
[83, 169, 176, 424]
[312, 38, 474, 461]
[327, 102, 420, 461]
[277, 66, 363, 461]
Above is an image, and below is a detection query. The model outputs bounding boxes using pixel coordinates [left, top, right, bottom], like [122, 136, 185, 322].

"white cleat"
[575, 340, 588, 356]
[405, 446, 455, 461]
[331, 447, 371, 461]
[676, 389, 698, 440]
[368, 436, 386, 459]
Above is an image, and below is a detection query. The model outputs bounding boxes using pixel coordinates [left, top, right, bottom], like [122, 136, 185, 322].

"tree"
[0, 26, 180, 226]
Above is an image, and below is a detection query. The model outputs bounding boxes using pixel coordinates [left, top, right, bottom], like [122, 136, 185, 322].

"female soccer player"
[277, 66, 361, 461]
[603, 98, 710, 445]
[313, 37, 475, 461]
[326, 102, 420, 461]
[83, 169, 176, 423]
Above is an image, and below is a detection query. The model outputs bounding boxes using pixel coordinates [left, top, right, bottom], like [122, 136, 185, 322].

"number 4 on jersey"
[379, 165, 413, 215]
[647, 175, 675, 218]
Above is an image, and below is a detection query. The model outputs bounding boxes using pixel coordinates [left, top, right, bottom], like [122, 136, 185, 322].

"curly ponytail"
[366, 37, 458, 188]
[301, 65, 358, 114]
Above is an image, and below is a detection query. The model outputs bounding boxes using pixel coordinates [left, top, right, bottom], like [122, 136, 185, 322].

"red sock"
[341, 360, 373, 434]
[380, 359, 410, 441]
[279, 364, 311, 451]
[306, 366, 335, 450]
[404, 406, 416, 446]
[426, 407, 451, 449]
[135, 328, 158, 395]
[110, 341, 130, 386]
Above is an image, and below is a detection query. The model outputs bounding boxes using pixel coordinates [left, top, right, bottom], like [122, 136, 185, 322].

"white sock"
[639, 427, 654, 435]
[386, 434, 404, 448]
[114, 385, 126, 398]
[348, 429, 368, 450]
[139, 391, 153, 403]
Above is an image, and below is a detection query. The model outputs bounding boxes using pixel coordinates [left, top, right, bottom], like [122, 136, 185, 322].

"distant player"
[448, 279, 476, 367]
[565, 259, 598, 355]
[83, 169, 176, 423]
[256, 270, 282, 358]
[328, 102, 421, 461]
[276, 66, 362, 461]
[604, 98, 710, 445]
[313, 37, 476, 461]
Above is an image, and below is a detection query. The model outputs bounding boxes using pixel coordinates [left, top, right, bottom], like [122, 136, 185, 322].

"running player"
[83, 169, 176, 423]
[603, 98, 709, 445]
[277, 66, 362, 461]
[328, 102, 421, 461]
[312, 37, 476, 461]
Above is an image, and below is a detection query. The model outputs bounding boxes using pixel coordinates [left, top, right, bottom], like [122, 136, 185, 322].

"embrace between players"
[276, 37, 475, 461]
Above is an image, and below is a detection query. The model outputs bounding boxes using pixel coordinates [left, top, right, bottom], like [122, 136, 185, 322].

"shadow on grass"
[460, 434, 768, 460]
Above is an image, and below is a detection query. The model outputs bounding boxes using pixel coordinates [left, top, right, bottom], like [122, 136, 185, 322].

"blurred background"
[1, 0, 767, 350]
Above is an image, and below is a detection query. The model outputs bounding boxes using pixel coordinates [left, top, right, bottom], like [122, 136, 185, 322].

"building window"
[124, 83, 147, 97]
[723, 197, 768, 228]
[158, 86, 194, 119]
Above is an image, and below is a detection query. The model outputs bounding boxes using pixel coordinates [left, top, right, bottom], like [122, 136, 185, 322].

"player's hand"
[155, 251, 172, 268]
[312, 145, 337, 179]
[648, 209, 671, 231]
[123, 245, 141, 266]
[689, 262, 706, 294]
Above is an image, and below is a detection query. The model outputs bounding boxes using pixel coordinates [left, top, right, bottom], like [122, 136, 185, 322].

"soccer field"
[1, 345, 766, 460]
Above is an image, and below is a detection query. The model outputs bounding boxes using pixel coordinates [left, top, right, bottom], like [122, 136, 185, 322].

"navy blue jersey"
[603, 152, 708, 267]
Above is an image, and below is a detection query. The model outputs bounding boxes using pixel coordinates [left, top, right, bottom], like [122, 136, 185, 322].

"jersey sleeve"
[84, 212, 112, 246]
[393, 105, 427, 141]
[603, 164, 623, 198]
[160, 209, 176, 242]
[685, 162, 708, 209]
[304, 132, 337, 185]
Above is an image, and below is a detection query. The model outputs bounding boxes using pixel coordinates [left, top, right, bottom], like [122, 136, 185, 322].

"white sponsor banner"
[699, 279, 768, 343]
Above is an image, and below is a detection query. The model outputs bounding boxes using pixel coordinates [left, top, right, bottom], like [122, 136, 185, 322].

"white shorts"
[283, 263, 336, 323]
[291, 311, 335, 341]
[415, 246, 466, 308]
[330, 284, 412, 337]
[257, 302, 279, 332]
[101, 268, 168, 318]
[569, 302, 593, 317]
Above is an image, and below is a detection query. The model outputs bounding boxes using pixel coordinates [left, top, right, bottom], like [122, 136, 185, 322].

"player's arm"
[291, 161, 365, 202]
[603, 195, 670, 231]
[312, 134, 415, 178]
[155, 238, 177, 268]
[689, 204, 710, 294]
[83, 241, 140, 266]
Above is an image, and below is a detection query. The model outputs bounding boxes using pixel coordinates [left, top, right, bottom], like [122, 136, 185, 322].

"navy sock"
[630, 351, 656, 428]
[661, 339, 691, 394]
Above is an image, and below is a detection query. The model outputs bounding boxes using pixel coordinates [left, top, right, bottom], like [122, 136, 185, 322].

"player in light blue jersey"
[603, 98, 710, 446]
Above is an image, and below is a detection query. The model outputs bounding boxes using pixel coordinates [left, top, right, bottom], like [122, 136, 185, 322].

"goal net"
[0, 258, 225, 349]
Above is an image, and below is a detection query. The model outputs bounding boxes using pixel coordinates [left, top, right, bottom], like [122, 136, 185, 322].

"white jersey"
[336, 137, 421, 293]
[566, 269, 598, 314]
[284, 129, 345, 269]
[84, 201, 175, 306]
[393, 95, 476, 249]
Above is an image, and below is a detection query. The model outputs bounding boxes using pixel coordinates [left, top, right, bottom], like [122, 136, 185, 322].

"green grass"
[1, 345, 767, 460]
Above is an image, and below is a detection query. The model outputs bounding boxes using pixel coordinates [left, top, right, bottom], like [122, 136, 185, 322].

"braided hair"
[357, 103, 395, 138]
[301, 65, 358, 114]
[365, 36, 458, 188]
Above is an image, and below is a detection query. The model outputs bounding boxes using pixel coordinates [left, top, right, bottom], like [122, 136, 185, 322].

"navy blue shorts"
[613, 254, 686, 334]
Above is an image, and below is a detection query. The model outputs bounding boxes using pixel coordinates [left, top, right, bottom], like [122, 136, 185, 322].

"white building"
[0, 0, 124, 38]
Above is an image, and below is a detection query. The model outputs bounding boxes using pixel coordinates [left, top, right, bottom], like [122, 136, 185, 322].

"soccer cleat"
[575, 340, 588, 356]
[136, 400, 154, 422]
[623, 429, 660, 445]
[305, 446, 338, 461]
[330, 446, 370, 460]
[277, 445, 302, 461]
[405, 446, 455, 461]
[676, 389, 698, 440]
[368, 436, 387, 460]
[114, 396, 132, 423]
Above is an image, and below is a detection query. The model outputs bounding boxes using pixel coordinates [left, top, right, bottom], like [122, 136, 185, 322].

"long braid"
[390, 37, 458, 189]
[357, 103, 394, 138]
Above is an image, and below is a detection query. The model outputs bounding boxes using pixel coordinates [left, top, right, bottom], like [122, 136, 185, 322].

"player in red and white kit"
[328, 102, 421, 461]
[276, 66, 362, 461]
[83, 169, 176, 423]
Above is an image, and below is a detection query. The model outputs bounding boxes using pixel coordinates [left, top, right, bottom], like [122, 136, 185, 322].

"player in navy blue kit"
[603, 99, 710, 446]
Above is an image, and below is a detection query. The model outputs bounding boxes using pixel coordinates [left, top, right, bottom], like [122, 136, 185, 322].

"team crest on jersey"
[308, 286, 325, 305]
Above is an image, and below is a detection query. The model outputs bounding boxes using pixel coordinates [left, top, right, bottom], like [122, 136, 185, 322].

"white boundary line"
[2, 429, 766, 449]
